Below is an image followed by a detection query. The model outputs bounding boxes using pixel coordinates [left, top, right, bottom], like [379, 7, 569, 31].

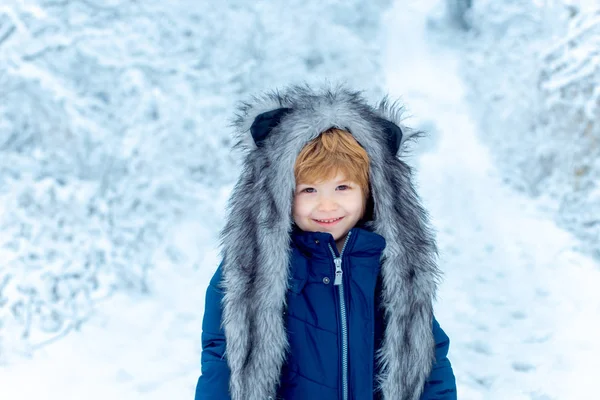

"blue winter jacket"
[195, 227, 456, 399]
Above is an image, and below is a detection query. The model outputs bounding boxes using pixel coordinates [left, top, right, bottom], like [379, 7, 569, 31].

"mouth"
[312, 217, 344, 227]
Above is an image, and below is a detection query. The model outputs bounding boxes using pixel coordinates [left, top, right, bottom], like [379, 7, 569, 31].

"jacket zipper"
[328, 231, 351, 400]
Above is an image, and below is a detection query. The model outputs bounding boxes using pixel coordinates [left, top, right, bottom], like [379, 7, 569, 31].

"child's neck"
[335, 234, 347, 253]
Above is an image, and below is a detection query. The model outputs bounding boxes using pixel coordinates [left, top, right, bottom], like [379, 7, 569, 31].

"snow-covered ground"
[0, 195, 227, 399]
[1, 0, 599, 399]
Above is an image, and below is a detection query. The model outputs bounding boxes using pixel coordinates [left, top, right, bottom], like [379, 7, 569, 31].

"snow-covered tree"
[537, 8, 600, 254]
[446, 0, 473, 30]
[0, 0, 389, 359]
[458, 0, 600, 258]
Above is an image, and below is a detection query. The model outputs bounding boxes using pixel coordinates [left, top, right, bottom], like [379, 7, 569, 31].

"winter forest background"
[0, 0, 598, 399]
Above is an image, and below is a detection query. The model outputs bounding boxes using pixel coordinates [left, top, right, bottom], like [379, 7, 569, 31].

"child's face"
[293, 172, 365, 245]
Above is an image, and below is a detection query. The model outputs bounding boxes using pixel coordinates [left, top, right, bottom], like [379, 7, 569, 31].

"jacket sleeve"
[420, 317, 457, 400]
[195, 265, 231, 400]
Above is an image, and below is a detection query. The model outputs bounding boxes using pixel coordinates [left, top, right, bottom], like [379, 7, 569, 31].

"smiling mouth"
[313, 217, 344, 226]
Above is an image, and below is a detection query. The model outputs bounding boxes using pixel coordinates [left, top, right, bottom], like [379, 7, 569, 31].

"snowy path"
[382, 1, 600, 399]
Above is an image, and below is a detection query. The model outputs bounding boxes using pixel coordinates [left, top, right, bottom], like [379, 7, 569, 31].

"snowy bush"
[458, 0, 600, 258]
[0, 1, 389, 358]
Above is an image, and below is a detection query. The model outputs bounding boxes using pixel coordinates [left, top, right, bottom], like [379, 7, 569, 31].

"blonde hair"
[294, 128, 370, 198]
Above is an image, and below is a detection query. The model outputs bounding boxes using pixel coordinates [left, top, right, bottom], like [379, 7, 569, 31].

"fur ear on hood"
[232, 85, 416, 156]
[221, 84, 440, 400]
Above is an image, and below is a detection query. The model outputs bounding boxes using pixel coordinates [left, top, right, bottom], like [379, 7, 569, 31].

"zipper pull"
[333, 257, 343, 286]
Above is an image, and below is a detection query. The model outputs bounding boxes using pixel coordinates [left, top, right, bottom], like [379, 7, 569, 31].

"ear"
[376, 96, 411, 156]
[250, 108, 292, 146]
[375, 117, 403, 156]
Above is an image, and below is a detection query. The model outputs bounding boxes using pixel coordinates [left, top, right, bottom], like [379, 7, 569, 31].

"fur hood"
[220, 85, 440, 400]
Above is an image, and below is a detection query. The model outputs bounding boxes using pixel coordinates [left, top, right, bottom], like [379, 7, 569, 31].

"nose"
[317, 195, 338, 212]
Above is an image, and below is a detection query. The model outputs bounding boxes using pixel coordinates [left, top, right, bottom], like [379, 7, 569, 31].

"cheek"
[350, 194, 366, 216]
[292, 196, 311, 218]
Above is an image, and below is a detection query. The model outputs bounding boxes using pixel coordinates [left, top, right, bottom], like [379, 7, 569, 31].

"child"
[195, 86, 456, 400]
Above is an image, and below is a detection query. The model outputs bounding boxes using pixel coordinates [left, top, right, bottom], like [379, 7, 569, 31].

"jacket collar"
[291, 226, 386, 259]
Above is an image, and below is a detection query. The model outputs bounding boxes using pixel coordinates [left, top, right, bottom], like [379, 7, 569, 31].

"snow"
[1, 0, 600, 399]
[0, 197, 227, 399]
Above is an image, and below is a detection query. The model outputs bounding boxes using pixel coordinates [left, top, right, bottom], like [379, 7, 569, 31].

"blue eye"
[336, 185, 350, 191]
[301, 187, 316, 193]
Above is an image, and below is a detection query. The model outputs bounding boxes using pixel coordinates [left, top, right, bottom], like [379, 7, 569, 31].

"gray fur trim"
[220, 84, 440, 400]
